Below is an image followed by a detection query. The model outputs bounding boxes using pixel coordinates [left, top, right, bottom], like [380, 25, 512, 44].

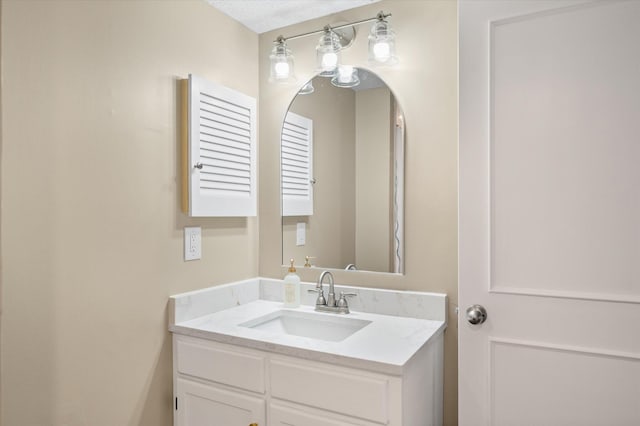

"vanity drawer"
[270, 402, 380, 426]
[176, 337, 265, 393]
[269, 358, 389, 424]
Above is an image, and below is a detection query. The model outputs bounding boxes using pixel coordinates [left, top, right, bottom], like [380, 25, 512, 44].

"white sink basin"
[239, 310, 372, 342]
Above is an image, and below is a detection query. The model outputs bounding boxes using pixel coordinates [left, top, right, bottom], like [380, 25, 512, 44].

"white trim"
[489, 286, 640, 305]
[489, 337, 640, 361]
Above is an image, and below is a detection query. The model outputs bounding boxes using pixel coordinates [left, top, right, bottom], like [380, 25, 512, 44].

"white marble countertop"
[169, 278, 447, 375]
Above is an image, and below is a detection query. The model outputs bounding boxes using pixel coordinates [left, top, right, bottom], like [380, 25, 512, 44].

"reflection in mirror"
[281, 68, 404, 274]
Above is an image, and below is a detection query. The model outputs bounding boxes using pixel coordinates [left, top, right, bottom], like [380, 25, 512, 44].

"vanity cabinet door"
[176, 378, 265, 426]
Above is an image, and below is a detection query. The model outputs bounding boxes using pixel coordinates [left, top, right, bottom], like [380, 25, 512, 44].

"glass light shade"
[316, 30, 342, 77]
[331, 65, 360, 88]
[368, 20, 398, 66]
[270, 40, 296, 83]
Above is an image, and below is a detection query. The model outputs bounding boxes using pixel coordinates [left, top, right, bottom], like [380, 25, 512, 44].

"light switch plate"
[184, 227, 201, 261]
[296, 222, 305, 246]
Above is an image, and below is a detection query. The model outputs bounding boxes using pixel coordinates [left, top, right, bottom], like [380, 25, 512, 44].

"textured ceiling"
[207, 0, 382, 34]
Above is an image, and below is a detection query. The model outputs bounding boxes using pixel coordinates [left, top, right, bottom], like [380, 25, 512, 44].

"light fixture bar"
[274, 11, 391, 43]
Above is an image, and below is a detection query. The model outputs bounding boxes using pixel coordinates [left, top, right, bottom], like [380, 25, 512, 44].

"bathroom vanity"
[169, 278, 446, 426]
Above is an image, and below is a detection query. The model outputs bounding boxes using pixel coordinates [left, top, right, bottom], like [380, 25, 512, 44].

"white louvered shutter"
[281, 112, 313, 216]
[187, 74, 257, 217]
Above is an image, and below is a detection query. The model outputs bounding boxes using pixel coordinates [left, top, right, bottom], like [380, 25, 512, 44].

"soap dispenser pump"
[283, 258, 301, 308]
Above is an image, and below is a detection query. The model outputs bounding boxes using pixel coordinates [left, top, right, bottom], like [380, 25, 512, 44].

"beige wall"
[258, 1, 459, 424]
[355, 87, 392, 272]
[0, 1, 258, 425]
[283, 78, 356, 269]
[0, 0, 3, 411]
[1, 1, 458, 424]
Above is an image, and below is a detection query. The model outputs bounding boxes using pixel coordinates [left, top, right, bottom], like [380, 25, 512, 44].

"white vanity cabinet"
[170, 279, 446, 426]
[173, 334, 443, 426]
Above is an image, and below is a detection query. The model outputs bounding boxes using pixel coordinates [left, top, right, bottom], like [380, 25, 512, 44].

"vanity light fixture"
[316, 27, 342, 77]
[269, 36, 296, 83]
[368, 11, 397, 65]
[269, 11, 395, 85]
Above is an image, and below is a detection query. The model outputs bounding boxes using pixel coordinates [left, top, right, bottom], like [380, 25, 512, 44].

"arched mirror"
[281, 67, 405, 274]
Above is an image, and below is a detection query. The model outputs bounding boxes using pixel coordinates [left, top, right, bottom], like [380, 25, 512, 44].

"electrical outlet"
[184, 227, 201, 261]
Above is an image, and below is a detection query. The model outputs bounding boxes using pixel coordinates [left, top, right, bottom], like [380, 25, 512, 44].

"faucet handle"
[308, 288, 326, 306]
[337, 292, 357, 311]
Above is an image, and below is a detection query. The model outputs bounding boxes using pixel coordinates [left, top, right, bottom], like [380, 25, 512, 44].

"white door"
[459, 1, 640, 425]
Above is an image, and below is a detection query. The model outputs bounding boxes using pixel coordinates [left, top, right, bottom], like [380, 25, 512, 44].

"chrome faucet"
[308, 271, 357, 314]
[309, 270, 331, 307]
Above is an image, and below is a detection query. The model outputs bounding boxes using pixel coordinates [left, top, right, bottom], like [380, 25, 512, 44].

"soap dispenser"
[283, 258, 301, 308]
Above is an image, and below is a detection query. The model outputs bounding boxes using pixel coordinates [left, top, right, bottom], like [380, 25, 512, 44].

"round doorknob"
[466, 304, 487, 325]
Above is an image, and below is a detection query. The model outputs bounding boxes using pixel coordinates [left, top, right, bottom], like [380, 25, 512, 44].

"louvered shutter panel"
[282, 112, 313, 216]
[185, 74, 257, 217]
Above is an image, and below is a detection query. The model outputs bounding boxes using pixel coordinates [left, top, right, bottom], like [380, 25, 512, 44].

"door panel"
[176, 378, 265, 426]
[490, 339, 640, 425]
[459, 1, 640, 424]
[490, 0, 640, 299]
